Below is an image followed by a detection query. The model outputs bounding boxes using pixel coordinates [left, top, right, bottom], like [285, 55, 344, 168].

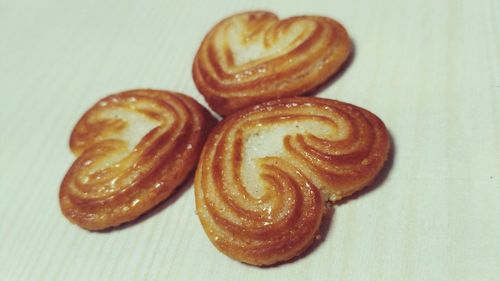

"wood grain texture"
[0, 0, 498, 280]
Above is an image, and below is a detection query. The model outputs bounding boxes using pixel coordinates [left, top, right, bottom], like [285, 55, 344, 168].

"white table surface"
[1, 0, 499, 280]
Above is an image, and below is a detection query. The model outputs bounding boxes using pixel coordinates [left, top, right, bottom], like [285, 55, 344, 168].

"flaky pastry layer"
[195, 97, 390, 265]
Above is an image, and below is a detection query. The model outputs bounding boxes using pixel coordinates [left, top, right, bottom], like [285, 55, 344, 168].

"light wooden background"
[1, 0, 499, 280]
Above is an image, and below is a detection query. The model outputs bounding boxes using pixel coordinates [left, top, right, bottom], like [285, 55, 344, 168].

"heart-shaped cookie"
[193, 11, 351, 116]
[195, 97, 390, 265]
[60, 89, 215, 230]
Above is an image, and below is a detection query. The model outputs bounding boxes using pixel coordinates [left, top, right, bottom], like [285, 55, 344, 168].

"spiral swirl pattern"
[195, 97, 390, 265]
[193, 11, 352, 116]
[60, 89, 215, 230]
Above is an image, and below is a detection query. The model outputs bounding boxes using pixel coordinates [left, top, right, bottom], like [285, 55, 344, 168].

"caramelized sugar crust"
[60, 89, 215, 230]
[195, 97, 390, 265]
[193, 11, 352, 116]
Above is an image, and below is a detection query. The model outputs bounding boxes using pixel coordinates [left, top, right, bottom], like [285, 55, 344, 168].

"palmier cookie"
[195, 97, 390, 265]
[60, 89, 215, 230]
[192, 11, 351, 116]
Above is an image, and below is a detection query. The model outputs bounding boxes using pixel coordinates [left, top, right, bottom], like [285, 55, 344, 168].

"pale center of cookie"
[241, 120, 334, 198]
[224, 20, 313, 66]
[97, 107, 162, 151]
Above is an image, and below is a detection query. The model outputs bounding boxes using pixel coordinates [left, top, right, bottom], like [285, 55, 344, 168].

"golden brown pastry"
[192, 11, 351, 116]
[60, 89, 215, 230]
[195, 97, 390, 265]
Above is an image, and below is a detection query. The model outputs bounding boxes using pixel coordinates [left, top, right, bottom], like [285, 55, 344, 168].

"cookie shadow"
[95, 172, 195, 233]
[305, 39, 357, 97]
[335, 132, 395, 206]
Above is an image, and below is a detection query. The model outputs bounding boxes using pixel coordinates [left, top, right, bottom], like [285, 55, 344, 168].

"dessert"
[193, 11, 352, 116]
[195, 97, 390, 265]
[60, 89, 215, 230]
